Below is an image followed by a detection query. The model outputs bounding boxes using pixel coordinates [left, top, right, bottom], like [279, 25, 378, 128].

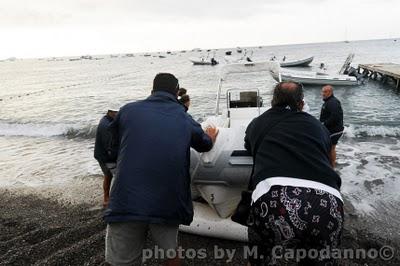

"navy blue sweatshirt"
[104, 91, 213, 225]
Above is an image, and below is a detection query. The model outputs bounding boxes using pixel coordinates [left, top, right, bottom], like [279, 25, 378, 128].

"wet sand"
[0, 188, 399, 266]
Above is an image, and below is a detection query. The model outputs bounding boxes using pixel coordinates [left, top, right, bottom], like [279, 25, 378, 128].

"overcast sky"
[1, 0, 399, 58]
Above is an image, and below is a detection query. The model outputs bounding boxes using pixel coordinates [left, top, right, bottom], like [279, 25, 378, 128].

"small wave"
[0, 122, 97, 139]
[344, 124, 400, 138]
[63, 125, 97, 139]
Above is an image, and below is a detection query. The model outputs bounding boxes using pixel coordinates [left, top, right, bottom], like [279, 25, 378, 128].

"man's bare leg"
[103, 175, 112, 208]
[330, 145, 337, 168]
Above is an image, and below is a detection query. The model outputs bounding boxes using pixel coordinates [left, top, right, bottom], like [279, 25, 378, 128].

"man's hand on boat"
[205, 126, 219, 144]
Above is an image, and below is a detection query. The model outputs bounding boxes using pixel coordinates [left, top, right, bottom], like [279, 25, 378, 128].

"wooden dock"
[357, 63, 400, 89]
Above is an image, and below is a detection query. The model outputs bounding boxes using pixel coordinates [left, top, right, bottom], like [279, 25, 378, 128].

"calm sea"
[1, 39, 399, 231]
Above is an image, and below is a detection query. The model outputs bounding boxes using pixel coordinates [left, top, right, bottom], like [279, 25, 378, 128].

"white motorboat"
[271, 53, 360, 86]
[180, 62, 280, 242]
[271, 69, 359, 86]
[189, 57, 219, 66]
[280, 56, 314, 67]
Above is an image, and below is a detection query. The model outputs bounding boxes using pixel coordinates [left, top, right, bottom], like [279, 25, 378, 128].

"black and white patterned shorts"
[247, 185, 344, 266]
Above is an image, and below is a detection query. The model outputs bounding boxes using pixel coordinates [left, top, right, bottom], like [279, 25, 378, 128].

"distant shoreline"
[1, 37, 398, 61]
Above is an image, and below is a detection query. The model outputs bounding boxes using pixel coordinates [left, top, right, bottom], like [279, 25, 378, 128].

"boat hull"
[189, 58, 218, 65]
[191, 61, 213, 65]
[272, 71, 359, 86]
[179, 202, 248, 242]
[281, 75, 358, 86]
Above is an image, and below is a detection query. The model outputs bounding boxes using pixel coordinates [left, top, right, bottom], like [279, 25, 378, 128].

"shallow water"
[1, 39, 400, 224]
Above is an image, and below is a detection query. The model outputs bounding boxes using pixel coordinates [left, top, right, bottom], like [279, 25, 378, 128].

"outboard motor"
[347, 66, 366, 84]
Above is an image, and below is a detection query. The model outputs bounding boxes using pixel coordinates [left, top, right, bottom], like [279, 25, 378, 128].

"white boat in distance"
[271, 69, 359, 86]
[280, 56, 314, 67]
[189, 57, 219, 65]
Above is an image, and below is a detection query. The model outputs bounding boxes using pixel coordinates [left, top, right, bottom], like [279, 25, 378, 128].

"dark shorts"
[247, 185, 344, 265]
[330, 132, 343, 145]
[99, 162, 113, 178]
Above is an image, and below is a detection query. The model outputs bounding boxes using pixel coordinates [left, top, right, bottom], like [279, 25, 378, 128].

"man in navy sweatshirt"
[104, 73, 218, 266]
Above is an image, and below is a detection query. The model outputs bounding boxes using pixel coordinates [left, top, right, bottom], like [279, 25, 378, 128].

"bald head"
[271, 81, 304, 111]
[321, 85, 333, 100]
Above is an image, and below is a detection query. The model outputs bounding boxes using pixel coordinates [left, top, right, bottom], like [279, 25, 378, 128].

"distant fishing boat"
[81, 55, 92, 60]
[280, 56, 314, 67]
[189, 57, 219, 65]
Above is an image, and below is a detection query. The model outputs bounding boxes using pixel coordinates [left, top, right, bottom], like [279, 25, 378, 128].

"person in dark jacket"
[94, 109, 118, 208]
[179, 94, 190, 112]
[104, 73, 218, 266]
[178, 88, 187, 97]
[177, 88, 190, 112]
[244, 82, 343, 266]
[320, 85, 344, 168]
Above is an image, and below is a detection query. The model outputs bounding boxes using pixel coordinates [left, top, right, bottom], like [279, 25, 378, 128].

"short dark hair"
[152, 73, 179, 95]
[271, 82, 304, 111]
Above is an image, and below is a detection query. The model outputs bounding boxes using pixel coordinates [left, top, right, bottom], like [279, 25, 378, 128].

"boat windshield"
[215, 61, 279, 114]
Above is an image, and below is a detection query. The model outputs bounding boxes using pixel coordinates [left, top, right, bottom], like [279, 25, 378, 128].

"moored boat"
[280, 56, 314, 67]
[189, 57, 219, 65]
[271, 69, 359, 86]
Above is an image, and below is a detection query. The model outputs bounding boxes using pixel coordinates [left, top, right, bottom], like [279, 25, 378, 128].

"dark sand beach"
[1, 188, 399, 266]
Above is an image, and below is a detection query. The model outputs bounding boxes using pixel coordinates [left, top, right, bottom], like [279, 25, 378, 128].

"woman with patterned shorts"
[244, 82, 343, 266]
